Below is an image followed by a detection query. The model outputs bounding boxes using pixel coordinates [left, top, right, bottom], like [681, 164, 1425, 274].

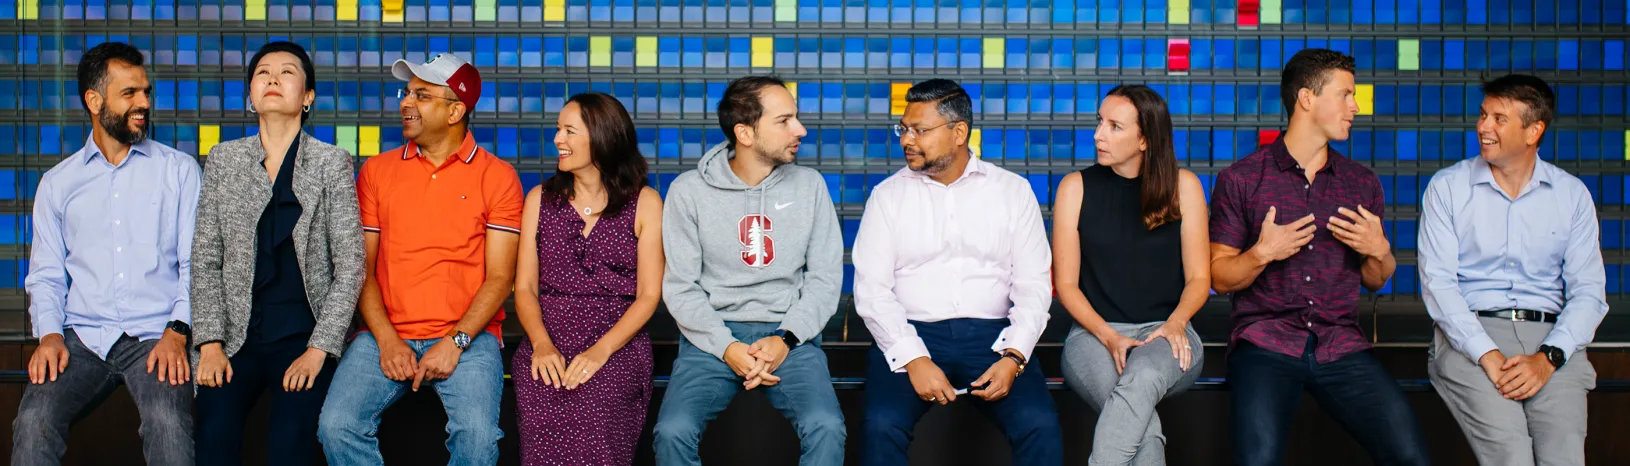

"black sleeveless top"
[1075, 164, 1186, 324]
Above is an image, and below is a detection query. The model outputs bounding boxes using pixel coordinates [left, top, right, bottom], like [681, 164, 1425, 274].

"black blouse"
[247, 137, 317, 345]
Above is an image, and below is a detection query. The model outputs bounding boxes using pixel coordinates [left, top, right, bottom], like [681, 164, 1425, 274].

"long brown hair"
[541, 92, 648, 217]
[1106, 85, 1180, 229]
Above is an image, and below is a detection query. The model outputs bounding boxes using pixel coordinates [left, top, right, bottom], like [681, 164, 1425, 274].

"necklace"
[582, 206, 593, 215]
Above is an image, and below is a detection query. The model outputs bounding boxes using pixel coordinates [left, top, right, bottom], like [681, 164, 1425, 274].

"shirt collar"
[80, 136, 154, 165]
[1469, 155, 1552, 190]
[405, 130, 481, 164]
[1268, 135, 1343, 176]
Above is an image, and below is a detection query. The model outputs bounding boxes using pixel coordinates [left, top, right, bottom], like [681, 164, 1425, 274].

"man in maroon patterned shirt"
[1208, 49, 1429, 466]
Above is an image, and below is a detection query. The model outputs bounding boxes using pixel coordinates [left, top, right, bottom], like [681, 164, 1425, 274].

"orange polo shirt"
[357, 131, 523, 340]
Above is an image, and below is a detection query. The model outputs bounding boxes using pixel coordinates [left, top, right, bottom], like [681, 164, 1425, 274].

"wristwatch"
[166, 320, 191, 338]
[775, 329, 801, 348]
[1538, 345, 1566, 369]
[450, 331, 472, 350]
[1000, 349, 1028, 375]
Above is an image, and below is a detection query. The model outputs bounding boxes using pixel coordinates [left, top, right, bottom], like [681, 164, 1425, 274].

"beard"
[907, 151, 954, 176]
[99, 103, 149, 145]
[754, 136, 797, 167]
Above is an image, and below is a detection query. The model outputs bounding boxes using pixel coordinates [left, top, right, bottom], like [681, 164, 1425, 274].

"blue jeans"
[862, 318, 1062, 466]
[653, 321, 846, 466]
[1229, 336, 1429, 466]
[316, 332, 504, 466]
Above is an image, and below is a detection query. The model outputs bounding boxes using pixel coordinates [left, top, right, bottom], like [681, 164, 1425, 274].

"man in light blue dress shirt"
[11, 42, 201, 466]
[1418, 74, 1604, 466]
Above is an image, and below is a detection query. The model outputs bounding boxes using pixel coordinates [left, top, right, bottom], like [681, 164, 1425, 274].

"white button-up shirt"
[853, 157, 1053, 372]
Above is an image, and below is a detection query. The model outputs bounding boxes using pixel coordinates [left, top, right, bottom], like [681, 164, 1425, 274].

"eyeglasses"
[893, 121, 956, 139]
[396, 88, 461, 103]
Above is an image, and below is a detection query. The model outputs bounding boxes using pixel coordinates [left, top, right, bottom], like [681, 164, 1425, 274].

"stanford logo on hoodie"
[739, 214, 775, 267]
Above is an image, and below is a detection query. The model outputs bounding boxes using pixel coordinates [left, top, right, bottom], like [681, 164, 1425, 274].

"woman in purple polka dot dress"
[512, 92, 663, 466]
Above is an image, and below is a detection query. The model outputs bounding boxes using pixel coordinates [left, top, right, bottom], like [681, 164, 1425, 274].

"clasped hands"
[726, 337, 791, 390]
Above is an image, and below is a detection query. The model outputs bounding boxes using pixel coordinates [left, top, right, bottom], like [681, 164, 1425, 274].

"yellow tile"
[1624, 130, 1629, 160]
[751, 37, 774, 68]
[969, 128, 982, 158]
[590, 36, 611, 67]
[359, 126, 381, 156]
[890, 82, 911, 116]
[1262, 0, 1282, 24]
[1169, 0, 1190, 24]
[382, 0, 404, 22]
[336, 0, 358, 20]
[199, 125, 220, 156]
[245, 0, 266, 20]
[18, 0, 39, 19]
[982, 37, 1005, 69]
[636, 37, 658, 67]
[545, 0, 565, 21]
[785, 82, 797, 100]
[1356, 84, 1375, 116]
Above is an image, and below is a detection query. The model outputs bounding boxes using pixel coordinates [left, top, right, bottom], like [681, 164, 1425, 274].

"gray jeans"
[1429, 317, 1595, 466]
[11, 328, 194, 466]
[1062, 322, 1203, 466]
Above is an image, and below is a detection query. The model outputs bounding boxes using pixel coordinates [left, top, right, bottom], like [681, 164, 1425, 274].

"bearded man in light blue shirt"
[1418, 74, 1605, 466]
[12, 42, 201, 466]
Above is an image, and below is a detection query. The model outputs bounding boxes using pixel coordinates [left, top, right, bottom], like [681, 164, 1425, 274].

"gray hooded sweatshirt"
[661, 141, 843, 360]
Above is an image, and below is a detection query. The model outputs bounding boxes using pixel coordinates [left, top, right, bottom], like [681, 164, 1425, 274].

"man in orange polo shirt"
[317, 53, 522, 466]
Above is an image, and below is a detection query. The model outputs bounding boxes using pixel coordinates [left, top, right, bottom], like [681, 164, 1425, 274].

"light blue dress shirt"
[24, 137, 201, 360]
[1418, 156, 1607, 362]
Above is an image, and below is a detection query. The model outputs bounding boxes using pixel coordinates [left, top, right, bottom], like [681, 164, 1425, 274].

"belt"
[1475, 309, 1558, 323]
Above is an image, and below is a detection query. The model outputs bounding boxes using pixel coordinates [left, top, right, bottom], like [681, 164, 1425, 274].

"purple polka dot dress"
[512, 194, 653, 466]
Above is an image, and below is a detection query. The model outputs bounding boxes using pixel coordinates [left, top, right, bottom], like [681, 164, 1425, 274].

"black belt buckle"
[1478, 309, 1552, 323]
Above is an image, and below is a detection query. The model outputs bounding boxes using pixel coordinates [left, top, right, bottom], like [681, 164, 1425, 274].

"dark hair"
[1105, 85, 1181, 229]
[1280, 48, 1357, 118]
[1481, 74, 1556, 145]
[904, 79, 974, 143]
[542, 92, 648, 218]
[76, 42, 145, 112]
[717, 75, 788, 148]
[247, 41, 318, 124]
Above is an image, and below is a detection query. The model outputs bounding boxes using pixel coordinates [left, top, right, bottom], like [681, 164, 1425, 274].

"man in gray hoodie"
[653, 75, 847, 465]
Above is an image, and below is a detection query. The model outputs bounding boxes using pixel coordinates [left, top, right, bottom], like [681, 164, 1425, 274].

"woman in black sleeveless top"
[1052, 85, 1211, 465]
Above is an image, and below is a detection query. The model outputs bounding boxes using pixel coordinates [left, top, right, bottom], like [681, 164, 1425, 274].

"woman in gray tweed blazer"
[189, 41, 365, 465]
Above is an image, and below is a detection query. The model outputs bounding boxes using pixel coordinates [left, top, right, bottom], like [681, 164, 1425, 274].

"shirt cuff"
[883, 337, 932, 373]
[990, 326, 1040, 362]
[1458, 333, 1502, 365]
[32, 313, 63, 340]
[169, 302, 192, 325]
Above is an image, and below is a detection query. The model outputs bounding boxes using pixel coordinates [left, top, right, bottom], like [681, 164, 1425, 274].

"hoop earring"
[303, 105, 311, 113]
[246, 98, 257, 114]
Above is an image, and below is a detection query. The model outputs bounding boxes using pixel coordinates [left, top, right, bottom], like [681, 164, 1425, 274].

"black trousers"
[194, 336, 335, 466]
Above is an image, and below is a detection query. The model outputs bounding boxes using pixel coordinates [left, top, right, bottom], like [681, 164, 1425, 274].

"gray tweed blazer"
[190, 132, 365, 360]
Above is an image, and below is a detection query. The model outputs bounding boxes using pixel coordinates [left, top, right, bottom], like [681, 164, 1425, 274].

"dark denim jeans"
[11, 328, 194, 466]
[862, 318, 1062, 466]
[1229, 336, 1430, 466]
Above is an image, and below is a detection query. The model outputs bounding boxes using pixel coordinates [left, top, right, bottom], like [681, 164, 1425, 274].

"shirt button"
[431, 174, 438, 179]
[113, 193, 120, 198]
[115, 247, 122, 252]
[114, 220, 121, 226]
[1305, 276, 1311, 282]
[117, 273, 124, 279]
[1306, 244, 1313, 250]
[1307, 300, 1314, 305]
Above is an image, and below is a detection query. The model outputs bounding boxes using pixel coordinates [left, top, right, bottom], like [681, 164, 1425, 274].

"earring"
[303, 105, 311, 113]
[246, 98, 256, 114]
